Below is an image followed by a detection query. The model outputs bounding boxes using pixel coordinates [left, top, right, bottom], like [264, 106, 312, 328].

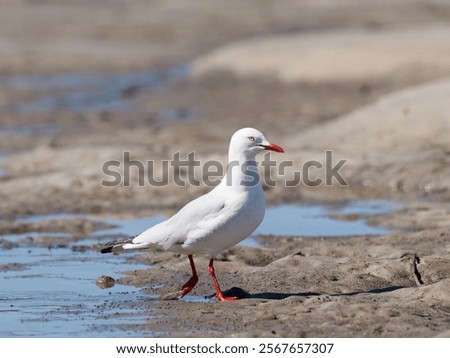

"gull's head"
[229, 128, 284, 157]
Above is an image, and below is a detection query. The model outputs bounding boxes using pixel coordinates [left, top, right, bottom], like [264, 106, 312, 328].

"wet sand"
[0, 0, 449, 337]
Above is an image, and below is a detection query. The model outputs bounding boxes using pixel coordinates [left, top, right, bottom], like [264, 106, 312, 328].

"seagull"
[101, 128, 284, 301]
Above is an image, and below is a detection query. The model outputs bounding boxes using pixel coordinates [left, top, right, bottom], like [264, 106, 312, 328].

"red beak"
[262, 143, 284, 153]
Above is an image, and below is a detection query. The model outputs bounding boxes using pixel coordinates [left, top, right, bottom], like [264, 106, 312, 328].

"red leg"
[180, 254, 198, 298]
[208, 258, 237, 302]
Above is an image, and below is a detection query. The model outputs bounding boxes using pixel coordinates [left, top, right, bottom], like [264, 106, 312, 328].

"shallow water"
[0, 124, 60, 137]
[0, 64, 189, 115]
[0, 200, 399, 337]
[0, 153, 7, 177]
[0, 244, 152, 337]
[256, 200, 401, 237]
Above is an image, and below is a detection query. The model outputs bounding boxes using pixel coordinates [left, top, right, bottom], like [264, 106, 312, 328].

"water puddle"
[0, 124, 59, 137]
[0, 199, 399, 337]
[0, 251, 150, 337]
[1, 215, 157, 337]
[0, 64, 189, 115]
[0, 226, 155, 337]
[0, 153, 7, 177]
[256, 200, 400, 238]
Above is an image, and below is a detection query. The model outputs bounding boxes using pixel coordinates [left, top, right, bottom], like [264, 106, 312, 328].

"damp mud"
[1, 0, 450, 338]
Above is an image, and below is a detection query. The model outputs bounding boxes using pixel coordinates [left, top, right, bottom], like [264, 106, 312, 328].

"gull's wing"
[123, 189, 242, 251]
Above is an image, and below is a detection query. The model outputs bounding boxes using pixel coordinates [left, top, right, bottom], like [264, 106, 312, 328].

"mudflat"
[0, 0, 449, 337]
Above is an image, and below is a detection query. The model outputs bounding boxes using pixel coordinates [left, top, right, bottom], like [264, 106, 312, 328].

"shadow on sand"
[216, 285, 405, 300]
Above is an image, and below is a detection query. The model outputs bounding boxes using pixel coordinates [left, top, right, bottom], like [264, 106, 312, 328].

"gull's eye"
[248, 136, 255, 142]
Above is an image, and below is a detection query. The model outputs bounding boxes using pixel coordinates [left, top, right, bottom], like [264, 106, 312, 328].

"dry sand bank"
[192, 26, 450, 83]
[1, 0, 450, 74]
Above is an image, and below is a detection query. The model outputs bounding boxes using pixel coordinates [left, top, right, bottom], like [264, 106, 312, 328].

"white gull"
[101, 127, 284, 301]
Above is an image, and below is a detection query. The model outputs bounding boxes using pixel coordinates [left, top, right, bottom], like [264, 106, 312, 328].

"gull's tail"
[100, 237, 134, 253]
[100, 236, 151, 254]
[101, 222, 166, 254]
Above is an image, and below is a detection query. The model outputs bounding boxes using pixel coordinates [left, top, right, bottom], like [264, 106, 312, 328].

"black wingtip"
[100, 246, 113, 254]
[100, 236, 135, 254]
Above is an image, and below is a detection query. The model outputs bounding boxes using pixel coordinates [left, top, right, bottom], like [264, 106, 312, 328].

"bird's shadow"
[213, 285, 405, 300]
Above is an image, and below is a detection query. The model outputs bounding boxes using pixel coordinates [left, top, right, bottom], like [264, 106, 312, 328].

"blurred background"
[1, 0, 450, 216]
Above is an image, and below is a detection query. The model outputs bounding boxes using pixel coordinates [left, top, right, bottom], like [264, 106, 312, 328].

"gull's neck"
[220, 147, 261, 190]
